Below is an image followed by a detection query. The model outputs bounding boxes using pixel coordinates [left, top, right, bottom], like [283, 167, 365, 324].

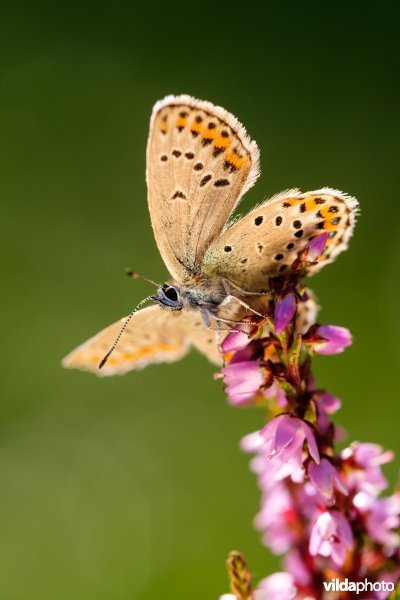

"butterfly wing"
[62, 305, 191, 376]
[146, 95, 260, 282]
[201, 188, 359, 292]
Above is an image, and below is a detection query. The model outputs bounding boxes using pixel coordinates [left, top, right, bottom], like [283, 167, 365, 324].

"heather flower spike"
[220, 241, 399, 598]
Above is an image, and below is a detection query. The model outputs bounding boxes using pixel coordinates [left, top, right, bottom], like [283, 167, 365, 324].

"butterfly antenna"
[98, 295, 154, 369]
[125, 268, 160, 287]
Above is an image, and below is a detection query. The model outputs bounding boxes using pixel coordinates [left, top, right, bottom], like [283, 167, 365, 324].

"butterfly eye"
[164, 286, 178, 302]
[157, 285, 182, 309]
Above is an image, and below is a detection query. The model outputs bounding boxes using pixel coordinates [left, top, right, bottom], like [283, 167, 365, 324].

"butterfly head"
[152, 283, 183, 310]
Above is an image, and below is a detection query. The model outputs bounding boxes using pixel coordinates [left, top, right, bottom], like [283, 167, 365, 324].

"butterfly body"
[152, 279, 227, 313]
[63, 95, 358, 376]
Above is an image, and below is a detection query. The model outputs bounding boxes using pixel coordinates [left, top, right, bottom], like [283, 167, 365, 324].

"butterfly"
[62, 95, 358, 376]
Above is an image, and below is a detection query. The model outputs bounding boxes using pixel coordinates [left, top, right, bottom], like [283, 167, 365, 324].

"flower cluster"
[219, 236, 399, 600]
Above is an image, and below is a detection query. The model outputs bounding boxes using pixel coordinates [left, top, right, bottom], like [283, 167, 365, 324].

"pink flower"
[259, 414, 320, 473]
[353, 492, 400, 553]
[376, 569, 400, 600]
[242, 429, 305, 484]
[254, 480, 299, 553]
[341, 443, 394, 496]
[313, 325, 352, 355]
[306, 232, 329, 261]
[263, 382, 288, 408]
[309, 510, 353, 566]
[275, 293, 297, 334]
[221, 329, 251, 354]
[296, 481, 323, 519]
[317, 391, 342, 415]
[240, 430, 265, 453]
[284, 549, 312, 587]
[315, 391, 342, 435]
[308, 458, 348, 504]
[222, 360, 264, 405]
[255, 572, 297, 600]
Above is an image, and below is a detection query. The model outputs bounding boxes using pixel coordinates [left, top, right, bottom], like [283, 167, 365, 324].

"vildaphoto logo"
[323, 578, 395, 595]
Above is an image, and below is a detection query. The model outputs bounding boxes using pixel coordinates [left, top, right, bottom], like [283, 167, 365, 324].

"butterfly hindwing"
[62, 305, 191, 376]
[62, 304, 231, 375]
[146, 95, 260, 283]
[201, 188, 359, 293]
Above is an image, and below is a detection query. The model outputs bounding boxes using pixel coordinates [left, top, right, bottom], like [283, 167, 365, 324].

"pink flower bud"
[314, 325, 352, 355]
[307, 232, 329, 261]
[274, 293, 297, 334]
[221, 330, 250, 354]
[308, 458, 348, 504]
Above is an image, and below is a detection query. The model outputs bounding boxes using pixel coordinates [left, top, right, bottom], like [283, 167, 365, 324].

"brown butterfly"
[62, 95, 358, 376]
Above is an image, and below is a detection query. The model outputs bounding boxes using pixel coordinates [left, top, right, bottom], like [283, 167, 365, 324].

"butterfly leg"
[200, 308, 226, 354]
[212, 316, 223, 351]
[220, 293, 268, 319]
[221, 277, 268, 297]
[201, 307, 212, 329]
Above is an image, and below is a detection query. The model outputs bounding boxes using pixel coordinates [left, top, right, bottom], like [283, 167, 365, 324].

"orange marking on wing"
[318, 205, 341, 219]
[176, 116, 187, 129]
[225, 150, 245, 169]
[202, 128, 217, 141]
[322, 220, 339, 232]
[283, 198, 300, 208]
[190, 121, 202, 134]
[160, 122, 168, 133]
[305, 198, 318, 211]
[86, 343, 183, 367]
[214, 134, 230, 149]
[118, 344, 183, 364]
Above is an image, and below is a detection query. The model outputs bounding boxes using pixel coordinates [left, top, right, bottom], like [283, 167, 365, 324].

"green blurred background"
[1, 2, 399, 598]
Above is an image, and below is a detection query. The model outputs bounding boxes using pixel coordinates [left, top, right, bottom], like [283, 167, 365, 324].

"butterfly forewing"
[201, 188, 359, 293]
[146, 95, 260, 282]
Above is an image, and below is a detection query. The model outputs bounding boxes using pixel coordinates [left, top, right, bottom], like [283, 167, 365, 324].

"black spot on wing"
[200, 174, 212, 187]
[171, 191, 187, 200]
